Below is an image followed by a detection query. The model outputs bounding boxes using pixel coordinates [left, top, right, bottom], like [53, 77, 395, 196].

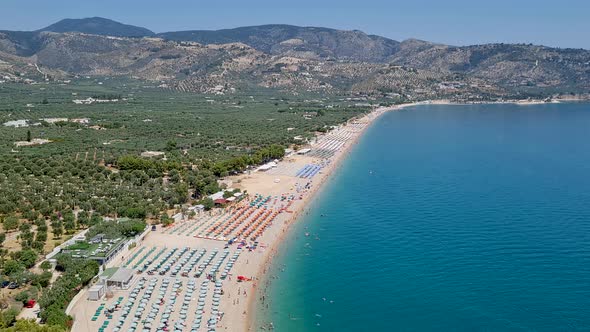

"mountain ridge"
[157, 24, 402, 62]
[1, 17, 589, 99]
[40, 17, 155, 37]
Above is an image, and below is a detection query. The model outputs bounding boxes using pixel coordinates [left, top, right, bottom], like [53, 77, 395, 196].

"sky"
[1, 0, 589, 49]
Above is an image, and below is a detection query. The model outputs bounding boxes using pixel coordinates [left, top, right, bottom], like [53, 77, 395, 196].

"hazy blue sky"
[2, 0, 589, 49]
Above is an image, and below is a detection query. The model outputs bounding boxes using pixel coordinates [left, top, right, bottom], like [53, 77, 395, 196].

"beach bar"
[106, 267, 134, 290]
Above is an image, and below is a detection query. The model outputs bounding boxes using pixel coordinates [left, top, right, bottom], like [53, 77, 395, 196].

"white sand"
[68, 104, 420, 332]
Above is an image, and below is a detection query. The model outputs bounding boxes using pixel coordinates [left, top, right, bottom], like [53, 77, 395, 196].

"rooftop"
[109, 267, 134, 283]
[100, 267, 119, 279]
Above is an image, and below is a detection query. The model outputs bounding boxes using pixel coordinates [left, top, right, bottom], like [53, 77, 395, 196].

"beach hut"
[88, 284, 106, 301]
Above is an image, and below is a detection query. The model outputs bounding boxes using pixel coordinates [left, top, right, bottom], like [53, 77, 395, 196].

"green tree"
[30, 271, 52, 288]
[2, 260, 23, 276]
[52, 222, 63, 239]
[32, 241, 45, 252]
[38, 258, 98, 329]
[63, 212, 75, 234]
[89, 214, 102, 227]
[2, 216, 19, 232]
[26, 130, 32, 142]
[77, 211, 90, 228]
[4, 319, 66, 331]
[165, 140, 177, 152]
[40, 261, 52, 271]
[173, 183, 189, 204]
[42, 307, 70, 329]
[0, 307, 19, 328]
[14, 290, 30, 304]
[160, 214, 172, 227]
[201, 198, 214, 211]
[16, 249, 38, 268]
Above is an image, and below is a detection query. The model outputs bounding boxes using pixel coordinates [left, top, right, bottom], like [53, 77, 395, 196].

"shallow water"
[257, 103, 590, 331]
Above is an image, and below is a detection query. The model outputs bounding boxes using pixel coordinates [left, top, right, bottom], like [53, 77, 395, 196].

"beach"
[236, 103, 422, 331]
[253, 101, 590, 331]
[67, 102, 419, 332]
[65, 100, 588, 331]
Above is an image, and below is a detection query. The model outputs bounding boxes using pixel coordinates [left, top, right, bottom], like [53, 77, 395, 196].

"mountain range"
[1, 17, 589, 99]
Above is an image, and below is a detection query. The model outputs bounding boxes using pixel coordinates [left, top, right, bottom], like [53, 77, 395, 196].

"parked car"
[7, 282, 19, 289]
[0, 281, 9, 288]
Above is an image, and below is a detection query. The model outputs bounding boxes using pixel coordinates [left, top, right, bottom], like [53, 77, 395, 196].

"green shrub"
[0, 307, 19, 328]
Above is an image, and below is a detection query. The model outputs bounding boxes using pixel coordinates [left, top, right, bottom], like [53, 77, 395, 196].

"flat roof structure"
[106, 267, 134, 290]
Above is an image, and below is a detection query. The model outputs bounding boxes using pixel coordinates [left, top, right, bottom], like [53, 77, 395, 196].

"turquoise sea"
[256, 103, 590, 331]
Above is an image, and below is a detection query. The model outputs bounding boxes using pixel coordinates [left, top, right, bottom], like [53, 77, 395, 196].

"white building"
[297, 148, 311, 155]
[256, 161, 277, 172]
[87, 284, 106, 301]
[208, 191, 226, 201]
[106, 267, 134, 290]
[71, 118, 90, 124]
[3, 120, 28, 127]
[41, 118, 68, 124]
[172, 212, 185, 222]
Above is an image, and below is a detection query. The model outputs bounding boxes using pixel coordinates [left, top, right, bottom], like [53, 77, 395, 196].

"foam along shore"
[66, 103, 419, 332]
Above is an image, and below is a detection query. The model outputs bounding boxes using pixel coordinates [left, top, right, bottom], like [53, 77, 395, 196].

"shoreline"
[241, 102, 421, 331]
[240, 97, 586, 330]
[62, 99, 589, 332]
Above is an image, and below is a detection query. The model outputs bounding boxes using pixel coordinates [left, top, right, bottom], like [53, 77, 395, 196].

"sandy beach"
[67, 102, 421, 332]
[238, 102, 422, 331]
[237, 98, 585, 330]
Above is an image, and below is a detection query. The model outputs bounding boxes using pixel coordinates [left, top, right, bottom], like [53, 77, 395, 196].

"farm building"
[3, 120, 28, 127]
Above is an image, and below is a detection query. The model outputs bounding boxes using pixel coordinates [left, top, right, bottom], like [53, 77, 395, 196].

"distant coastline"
[411, 96, 590, 106]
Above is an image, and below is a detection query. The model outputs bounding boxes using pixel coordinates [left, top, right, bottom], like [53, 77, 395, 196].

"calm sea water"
[256, 103, 590, 332]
